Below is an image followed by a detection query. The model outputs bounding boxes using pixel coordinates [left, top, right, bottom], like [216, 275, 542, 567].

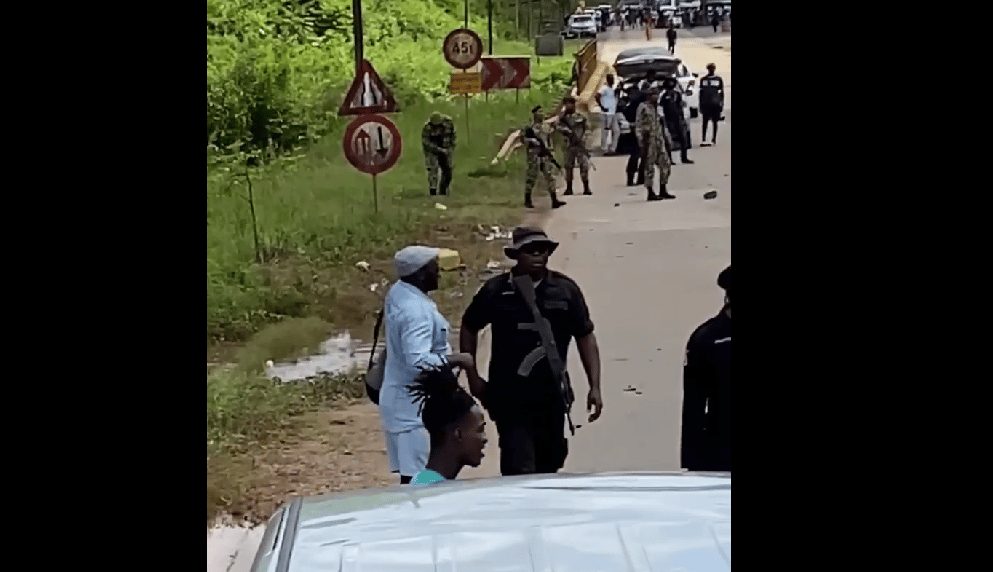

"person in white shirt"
[379, 245, 475, 484]
[595, 74, 620, 155]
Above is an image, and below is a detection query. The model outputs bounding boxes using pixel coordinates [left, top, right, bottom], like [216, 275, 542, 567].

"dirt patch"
[227, 402, 393, 523]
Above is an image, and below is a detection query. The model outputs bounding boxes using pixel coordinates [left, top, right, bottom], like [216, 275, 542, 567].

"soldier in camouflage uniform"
[522, 105, 567, 209]
[554, 96, 592, 196]
[635, 87, 677, 201]
[421, 112, 456, 196]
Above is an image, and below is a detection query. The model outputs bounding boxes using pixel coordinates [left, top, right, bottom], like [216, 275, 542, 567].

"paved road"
[466, 28, 732, 476]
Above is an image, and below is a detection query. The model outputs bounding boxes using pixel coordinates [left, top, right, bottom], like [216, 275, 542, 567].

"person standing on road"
[621, 83, 646, 187]
[660, 76, 694, 165]
[421, 112, 456, 196]
[522, 105, 567, 210]
[711, 12, 720, 33]
[555, 96, 593, 196]
[406, 368, 488, 486]
[379, 245, 475, 484]
[636, 87, 676, 201]
[595, 74, 621, 155]
[681, 265, 732, 473]
[459, 226, 604, 476]
[699, 63, 725, 146]
[666, 23, 678, 54]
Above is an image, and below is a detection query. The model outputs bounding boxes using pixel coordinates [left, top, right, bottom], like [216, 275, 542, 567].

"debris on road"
[623, 385, 637, 392]
[354, 260, 370, 271]
[434, 202, 448, 210]
[704, 190, 718, 200]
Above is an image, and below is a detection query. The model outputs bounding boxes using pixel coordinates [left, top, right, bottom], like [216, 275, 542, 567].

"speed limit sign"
[443, 28, 483, 70]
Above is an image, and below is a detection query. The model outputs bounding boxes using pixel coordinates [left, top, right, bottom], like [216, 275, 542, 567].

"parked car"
[614, 47, 700, 118]
[564, 13, 598, 38]
[250, 472, 731, 572]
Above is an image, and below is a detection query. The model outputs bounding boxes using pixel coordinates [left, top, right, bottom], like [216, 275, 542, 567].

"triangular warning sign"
[338, 59, 399, 117]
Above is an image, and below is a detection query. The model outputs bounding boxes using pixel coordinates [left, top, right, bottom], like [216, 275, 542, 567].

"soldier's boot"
[659, 184, 677, 199]
[680, 148, 695, 165]
[563, 182, 574, 196]
[550, 192, 567, 209]
[524, 193, 535, 209]
[647, 189, 662, 201]
[582, 180, 592, 196]
[429, 188, 438, 196]
[626, 172, 635, 186]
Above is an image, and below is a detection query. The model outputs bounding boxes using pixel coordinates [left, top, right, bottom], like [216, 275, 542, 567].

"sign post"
[342, 114, 403, 213]
[443, 28, 483, 145]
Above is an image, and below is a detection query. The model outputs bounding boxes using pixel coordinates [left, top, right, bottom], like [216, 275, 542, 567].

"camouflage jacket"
[635, 101, 672, 150]
[422, 117, 456, 153]
[523, 121, 552, 159]
[555, 111, 588, 149]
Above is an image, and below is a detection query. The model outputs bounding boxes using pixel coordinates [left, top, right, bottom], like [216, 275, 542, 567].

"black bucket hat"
[504, 226, 559, 259]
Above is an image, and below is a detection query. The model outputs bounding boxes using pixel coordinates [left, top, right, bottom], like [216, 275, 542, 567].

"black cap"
[717, 265, 731, 293]
[531, 105, 542, 113]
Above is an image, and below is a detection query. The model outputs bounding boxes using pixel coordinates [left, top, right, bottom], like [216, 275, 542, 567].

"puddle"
[264, 333, 373, 382]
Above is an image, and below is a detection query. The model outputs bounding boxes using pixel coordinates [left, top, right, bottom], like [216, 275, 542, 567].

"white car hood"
[263, 472, 731, 572]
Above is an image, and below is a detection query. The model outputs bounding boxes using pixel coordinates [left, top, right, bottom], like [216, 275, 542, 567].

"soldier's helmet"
[429, 112, 445, 125]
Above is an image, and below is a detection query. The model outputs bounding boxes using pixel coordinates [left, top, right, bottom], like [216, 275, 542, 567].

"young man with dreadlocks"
[407, 368, 488, 485]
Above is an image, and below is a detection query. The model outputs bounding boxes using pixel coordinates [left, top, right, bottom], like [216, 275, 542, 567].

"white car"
[565, 14, 598, 38]
[614, 47, 700, 119]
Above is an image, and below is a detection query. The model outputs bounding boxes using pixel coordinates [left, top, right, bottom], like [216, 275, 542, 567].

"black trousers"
[667, 40, 676, 54]
[495, 409, 568, 476]
[626, 137, 644, 183]
[701, 105, 721, 141]
[668, 126, 690, 162]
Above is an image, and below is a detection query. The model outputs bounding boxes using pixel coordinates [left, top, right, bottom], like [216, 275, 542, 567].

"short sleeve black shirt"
[462, 270, 594, 410]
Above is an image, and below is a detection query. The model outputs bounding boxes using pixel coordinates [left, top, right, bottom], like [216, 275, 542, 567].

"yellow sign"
[449, 72, 482, 95]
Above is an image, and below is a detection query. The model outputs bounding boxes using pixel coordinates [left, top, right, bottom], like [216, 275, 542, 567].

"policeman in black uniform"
[459, 226, 603, 476]
[698, 63, 725, 146]
[681, 265, 731, 472]
[622, 83, 646, 186]
[660, 76, 694, 165]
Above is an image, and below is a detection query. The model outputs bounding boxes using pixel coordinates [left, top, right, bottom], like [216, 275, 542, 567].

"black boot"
[647, 189, 662, 201]
[681, 149, 694, 165]
[564, 183, 574, 196]
[659, 184, 676, 199]
[626, 172, 635, 186]
[582, 182, 592, 196]
[524, 194, 535, 208]
[551, 192, 567, 208]
[429, 188, 438, 196]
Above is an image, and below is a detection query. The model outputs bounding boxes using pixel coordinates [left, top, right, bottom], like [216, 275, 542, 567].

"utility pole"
[351, 0, 363, 74]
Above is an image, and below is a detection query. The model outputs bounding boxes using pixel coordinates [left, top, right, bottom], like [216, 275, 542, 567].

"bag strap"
[367, 307, 385, 371]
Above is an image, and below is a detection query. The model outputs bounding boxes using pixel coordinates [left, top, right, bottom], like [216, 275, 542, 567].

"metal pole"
[352, 0, 364, 74]
[488, 0, 493, 54]
[372, 173, 379, 213]
[464, 0, 469, 28]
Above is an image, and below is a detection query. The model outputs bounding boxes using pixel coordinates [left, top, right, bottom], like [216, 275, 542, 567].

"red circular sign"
[342, 114, 403, 176]
[443, 28, 483, 69]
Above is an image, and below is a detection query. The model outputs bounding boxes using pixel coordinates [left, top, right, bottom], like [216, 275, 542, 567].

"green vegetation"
[206, 0, 584, 521]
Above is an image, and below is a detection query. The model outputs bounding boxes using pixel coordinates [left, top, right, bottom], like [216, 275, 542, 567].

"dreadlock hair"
[408, 367, 478, 448]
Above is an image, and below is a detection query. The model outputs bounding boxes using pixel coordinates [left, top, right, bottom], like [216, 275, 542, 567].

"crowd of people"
[369, 227, 730, 487]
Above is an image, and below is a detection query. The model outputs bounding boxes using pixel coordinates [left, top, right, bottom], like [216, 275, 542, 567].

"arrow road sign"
[480, 56, 531, 91]
[342, 115, 402, 176]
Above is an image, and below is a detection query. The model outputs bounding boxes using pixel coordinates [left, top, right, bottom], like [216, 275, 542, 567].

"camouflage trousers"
[424, 149, 453, 194]
[525, 156, 555, 196]
[563, 145, 590, 184]
[642, 141, 671, 190]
